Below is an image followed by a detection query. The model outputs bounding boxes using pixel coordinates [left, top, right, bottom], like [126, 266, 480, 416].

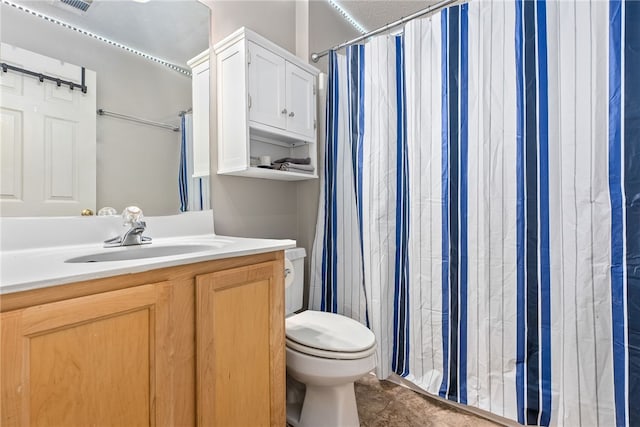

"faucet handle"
[122, 206, 143, 226]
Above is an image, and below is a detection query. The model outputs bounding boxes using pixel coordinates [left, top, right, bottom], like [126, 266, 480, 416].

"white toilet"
[284, 248, 376, 427]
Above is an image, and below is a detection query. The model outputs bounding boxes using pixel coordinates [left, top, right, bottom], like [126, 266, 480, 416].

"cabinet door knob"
[288, 111, 295, 117]
[281, 108, 287, 114]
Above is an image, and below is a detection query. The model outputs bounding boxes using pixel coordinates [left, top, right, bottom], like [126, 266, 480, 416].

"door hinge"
[247, 49, 251, 65]
[313, 84, 316, 96]
[248, 94, 252, 109]
[314, 119, 316, 130]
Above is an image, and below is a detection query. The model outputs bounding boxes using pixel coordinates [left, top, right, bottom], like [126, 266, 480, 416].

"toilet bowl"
[284, 249, 377, 427]
[284, 306, 376, 426]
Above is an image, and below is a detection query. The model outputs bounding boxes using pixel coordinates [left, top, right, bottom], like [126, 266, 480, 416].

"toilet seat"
[286, 337, 376, 360]
[285, 311, 376, 360]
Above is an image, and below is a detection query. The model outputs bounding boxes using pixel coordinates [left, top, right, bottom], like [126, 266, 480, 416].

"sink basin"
[65, 244, 219, 263]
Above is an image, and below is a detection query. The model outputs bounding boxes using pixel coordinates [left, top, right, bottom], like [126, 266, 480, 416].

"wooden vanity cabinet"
[196, 260, 285, 426]
[1, 282, 183, 426]
[0, 251, 285, 427]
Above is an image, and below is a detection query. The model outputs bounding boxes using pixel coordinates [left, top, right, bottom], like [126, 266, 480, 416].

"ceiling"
[6, 0, 210, 67]
[5, 0, 440, 69]
[336, 0, 441, 33]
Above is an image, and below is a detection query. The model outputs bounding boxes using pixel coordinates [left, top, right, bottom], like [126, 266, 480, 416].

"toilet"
[284, 248, 377, 427]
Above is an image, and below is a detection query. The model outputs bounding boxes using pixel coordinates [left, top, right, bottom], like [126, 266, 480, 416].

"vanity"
[0, 212, 294, 426]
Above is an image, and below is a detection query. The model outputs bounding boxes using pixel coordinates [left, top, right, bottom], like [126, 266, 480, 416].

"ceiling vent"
[55, 0, 93, 13]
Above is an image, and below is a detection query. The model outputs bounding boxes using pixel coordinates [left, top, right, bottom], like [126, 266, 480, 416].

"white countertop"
[0, 211, 296, 295]
[1, 235, 295, 295]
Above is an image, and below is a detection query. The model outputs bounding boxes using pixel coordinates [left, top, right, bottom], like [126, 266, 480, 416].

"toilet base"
[286, 377, 360, 427]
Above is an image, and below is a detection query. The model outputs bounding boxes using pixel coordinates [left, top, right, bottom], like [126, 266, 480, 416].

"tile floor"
[355, 375, 502, 426]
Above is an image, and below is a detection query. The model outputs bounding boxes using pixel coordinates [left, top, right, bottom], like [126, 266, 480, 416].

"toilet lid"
[285, 310, 376, 353]
[286, 338, 377, 360]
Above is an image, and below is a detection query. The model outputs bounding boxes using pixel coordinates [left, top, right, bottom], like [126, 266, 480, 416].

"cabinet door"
[196, 260, 285, 427]
[218, 41, 249, 173]
[285, 62, 316, 139]
[0, 282, 181, 427]
[248, 42, 287, 130]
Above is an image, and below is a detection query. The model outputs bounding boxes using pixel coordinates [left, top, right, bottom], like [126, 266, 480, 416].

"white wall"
[206, 0, 299, 240]
[202, 0, 358, 301]
[1, 4, 192, 216]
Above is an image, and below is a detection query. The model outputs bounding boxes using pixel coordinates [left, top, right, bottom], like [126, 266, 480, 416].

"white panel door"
[0, 108, 23, 203]
[285, 62, 315, 139]
[0, 43, 96, 216]
[247, 41, 286, 130]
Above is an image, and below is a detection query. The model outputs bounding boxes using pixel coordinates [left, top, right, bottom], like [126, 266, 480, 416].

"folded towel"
[273, 157, 311, 165]
[281, 167, 314, 174]
[275, 162, 314, 172]
[275, 162, 315, 173]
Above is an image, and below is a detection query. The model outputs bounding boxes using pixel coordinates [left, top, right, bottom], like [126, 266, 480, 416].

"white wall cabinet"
[214, 28, 319, 181]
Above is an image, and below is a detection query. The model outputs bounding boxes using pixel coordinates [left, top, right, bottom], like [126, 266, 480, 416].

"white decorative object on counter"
[97, 207, 118, 216]
[213, 27, 320, 181]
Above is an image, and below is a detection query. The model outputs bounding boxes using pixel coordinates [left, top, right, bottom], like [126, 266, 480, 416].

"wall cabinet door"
[285, 62, 316, 139]
[196, 260, 285, 427]
[0, 282, 180, 427]
[248, 41, 287, 130]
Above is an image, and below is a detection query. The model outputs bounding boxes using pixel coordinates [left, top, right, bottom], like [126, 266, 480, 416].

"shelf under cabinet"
[219, 166, 318, 181]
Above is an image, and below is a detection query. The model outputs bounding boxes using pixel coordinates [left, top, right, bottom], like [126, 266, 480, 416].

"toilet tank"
[285, 247, 306, 315]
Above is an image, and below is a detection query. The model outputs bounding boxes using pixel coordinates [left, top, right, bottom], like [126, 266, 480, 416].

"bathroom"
[1, 0, 638, 426]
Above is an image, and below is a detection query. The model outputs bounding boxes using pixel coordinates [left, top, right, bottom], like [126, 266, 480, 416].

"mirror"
[0, 0, 209, 216]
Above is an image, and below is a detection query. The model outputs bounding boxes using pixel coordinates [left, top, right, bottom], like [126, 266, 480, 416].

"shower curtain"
[309, 1, 639, 426]
[179, 112, 211, 212]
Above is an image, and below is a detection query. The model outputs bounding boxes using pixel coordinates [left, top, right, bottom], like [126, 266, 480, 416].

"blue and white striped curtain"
[179, 112, 211, 212]
[309, 1, 639, 425]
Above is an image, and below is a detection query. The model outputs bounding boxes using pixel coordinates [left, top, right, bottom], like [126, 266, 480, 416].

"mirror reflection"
[0, 0, 210, 217]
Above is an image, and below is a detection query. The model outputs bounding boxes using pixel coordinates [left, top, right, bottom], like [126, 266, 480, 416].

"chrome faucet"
[104, 206, 152, 248]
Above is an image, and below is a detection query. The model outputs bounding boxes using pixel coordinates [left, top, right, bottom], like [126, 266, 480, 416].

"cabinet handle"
[281, 108, 287, 114]
[288, 111, 295, 117]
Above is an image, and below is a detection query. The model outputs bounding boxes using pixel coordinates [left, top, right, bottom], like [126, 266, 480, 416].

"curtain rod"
[97, 109, 180, 132]
[311, 0, 462, 62]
